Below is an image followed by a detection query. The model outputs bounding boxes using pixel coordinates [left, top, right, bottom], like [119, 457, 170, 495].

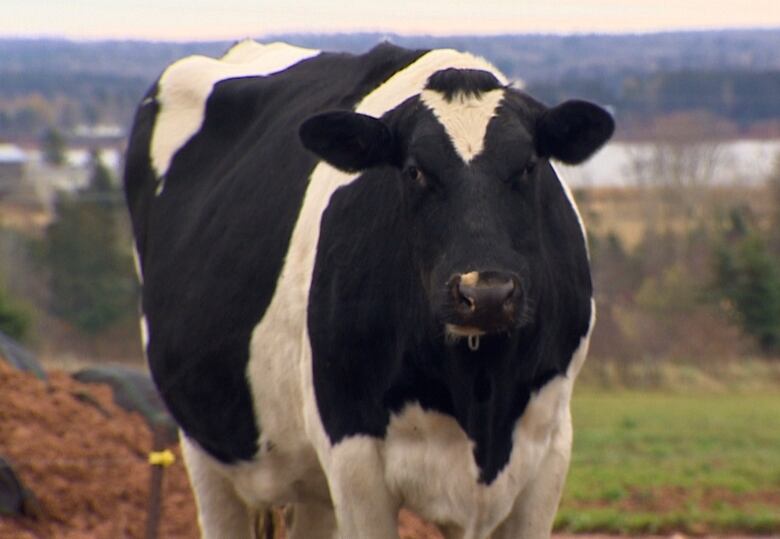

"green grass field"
[555, 390, 780, 534]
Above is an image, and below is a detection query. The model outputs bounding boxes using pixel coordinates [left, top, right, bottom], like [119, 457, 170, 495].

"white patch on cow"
[551, 162, 590, 258]
[323, 436, 400, 538]
[132, 243, 143, 284]
[139, 315, 149, 351]
[150, 40, 319, 192]
[421, 88, 504, 163]
[180, 435, 257, 538]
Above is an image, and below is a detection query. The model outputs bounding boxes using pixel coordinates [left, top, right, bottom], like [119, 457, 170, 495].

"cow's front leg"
[325, 435, 400, 539]
[492, 407, 573, 539]
[181, 434, 256, 539]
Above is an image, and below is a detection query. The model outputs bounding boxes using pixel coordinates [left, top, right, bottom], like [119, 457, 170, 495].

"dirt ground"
[0, 359, 776, 539]
[0, 360, 196, 538]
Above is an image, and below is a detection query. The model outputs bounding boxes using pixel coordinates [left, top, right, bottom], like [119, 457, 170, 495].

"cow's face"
[301, 69, 613, 348]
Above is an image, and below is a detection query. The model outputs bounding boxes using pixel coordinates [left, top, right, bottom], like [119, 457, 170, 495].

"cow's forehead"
[420, 88, 505, 163]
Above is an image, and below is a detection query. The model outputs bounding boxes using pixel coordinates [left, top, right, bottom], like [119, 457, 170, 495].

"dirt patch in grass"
[568, 485, 780, 514]
[698, 487, 780, 512]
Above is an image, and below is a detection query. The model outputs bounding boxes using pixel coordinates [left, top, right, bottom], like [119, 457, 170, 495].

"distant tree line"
[3, 67, 780, 140]
[528, 70, 780, 126]
[3, 30, 780, 139]
[0, 71, 148, 137]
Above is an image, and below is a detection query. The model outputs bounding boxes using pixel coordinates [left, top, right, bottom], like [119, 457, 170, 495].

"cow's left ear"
[535, 100, 614, 165]
[299, 111, 394, 172]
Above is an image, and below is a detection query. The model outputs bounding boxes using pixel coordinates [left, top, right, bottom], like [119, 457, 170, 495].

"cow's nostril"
[501, 280, 516, 304]
[457, 286, 477, 312]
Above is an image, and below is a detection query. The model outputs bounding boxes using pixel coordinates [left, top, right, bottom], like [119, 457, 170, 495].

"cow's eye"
[405, 165, 425, 186]
[509, 161, 537, 185]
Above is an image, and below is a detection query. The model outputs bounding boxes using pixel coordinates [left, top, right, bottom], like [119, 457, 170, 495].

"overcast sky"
[4, 0, 780, 41]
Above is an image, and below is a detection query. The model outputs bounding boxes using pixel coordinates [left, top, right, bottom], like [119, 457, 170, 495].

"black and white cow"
[124, 40, 613, 539]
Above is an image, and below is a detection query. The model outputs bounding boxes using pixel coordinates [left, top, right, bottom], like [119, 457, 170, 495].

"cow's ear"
[299, 111, 394, 172]
[535, 100, 614, 165]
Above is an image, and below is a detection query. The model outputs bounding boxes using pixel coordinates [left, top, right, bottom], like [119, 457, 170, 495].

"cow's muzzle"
[445, 270, 521, 336]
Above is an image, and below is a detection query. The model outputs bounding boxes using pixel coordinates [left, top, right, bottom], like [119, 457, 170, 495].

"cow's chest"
[381, 375, 572, 535]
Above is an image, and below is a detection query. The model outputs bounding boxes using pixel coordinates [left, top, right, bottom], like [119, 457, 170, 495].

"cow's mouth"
[445, 324, 486, 339]
[444, 323, 515, 352]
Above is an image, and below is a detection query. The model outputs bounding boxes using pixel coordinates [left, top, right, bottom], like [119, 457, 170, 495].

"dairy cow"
[124, 40, 613, 539]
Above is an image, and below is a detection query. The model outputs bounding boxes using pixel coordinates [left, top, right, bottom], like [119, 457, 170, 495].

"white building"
[0, 144, 28, 197]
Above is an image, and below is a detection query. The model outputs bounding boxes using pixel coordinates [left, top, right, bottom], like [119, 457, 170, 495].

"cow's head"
[300, 68, 612, 352]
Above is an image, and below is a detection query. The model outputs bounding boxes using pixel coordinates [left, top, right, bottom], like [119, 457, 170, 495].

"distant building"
[0, 143, 51, 234]
[69, 124, 126, 148]
[0, 143, 28, 197]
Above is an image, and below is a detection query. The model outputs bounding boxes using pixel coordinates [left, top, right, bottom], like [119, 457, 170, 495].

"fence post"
[145, 422, 170, 539]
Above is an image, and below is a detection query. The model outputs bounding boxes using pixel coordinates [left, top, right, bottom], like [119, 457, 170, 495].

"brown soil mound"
[0, 360, 197, 538]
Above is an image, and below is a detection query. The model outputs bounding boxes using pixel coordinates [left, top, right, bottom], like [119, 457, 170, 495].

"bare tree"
[625, 111, 734, 232]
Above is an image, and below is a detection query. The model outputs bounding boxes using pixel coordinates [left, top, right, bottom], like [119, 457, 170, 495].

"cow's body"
[124, 40, 612, 539]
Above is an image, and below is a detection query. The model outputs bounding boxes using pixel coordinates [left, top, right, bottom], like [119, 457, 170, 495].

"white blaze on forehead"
[421, 88, 505, 162]
[150, 40, 319, 187]
[355, 48, 506, 116]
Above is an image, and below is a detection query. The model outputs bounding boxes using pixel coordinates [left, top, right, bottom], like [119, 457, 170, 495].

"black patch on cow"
[309, 94, 595, 484]
[124, 43, 428, 463]
[424, 68, 503, 101]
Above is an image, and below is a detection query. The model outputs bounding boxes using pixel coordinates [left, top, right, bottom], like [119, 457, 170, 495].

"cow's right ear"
[535, 100, 614, 165]
[299, 111, 394, 172]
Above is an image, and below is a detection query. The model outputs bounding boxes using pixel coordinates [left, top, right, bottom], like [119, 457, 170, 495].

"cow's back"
[123, 41, 427, 462]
